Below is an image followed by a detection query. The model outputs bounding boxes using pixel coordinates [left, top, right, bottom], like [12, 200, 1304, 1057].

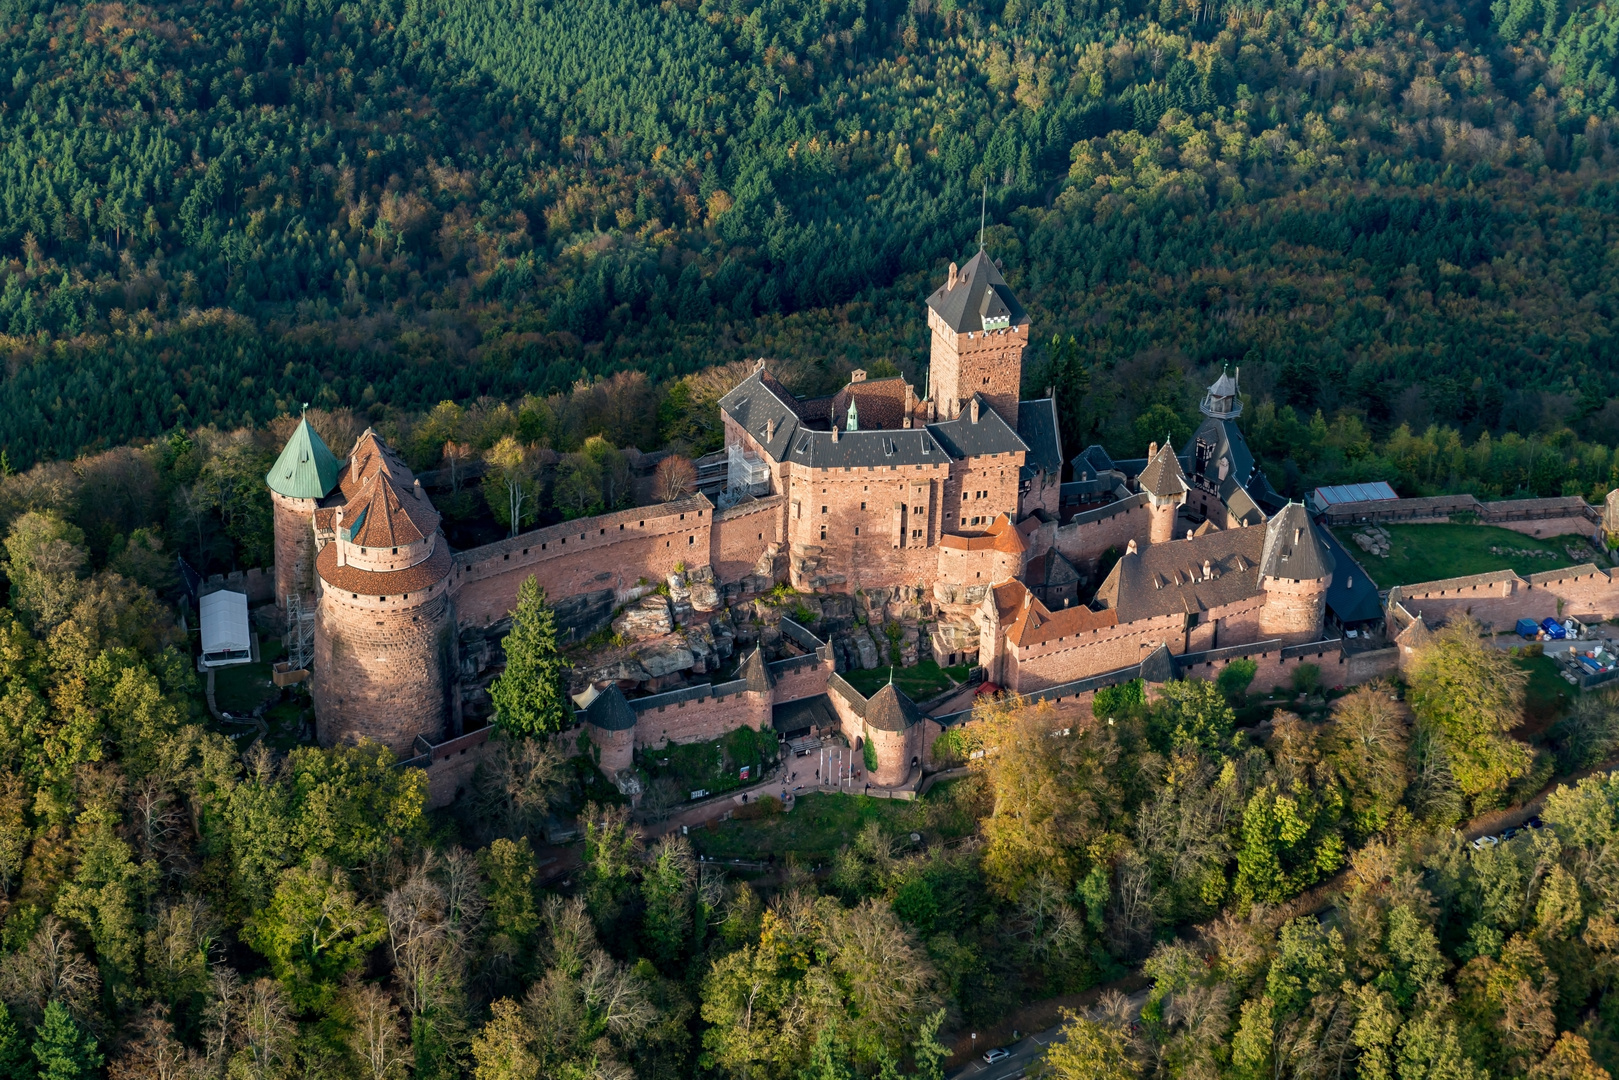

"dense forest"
[3, 0, 1619, 475]
[0, 452, 1618, 1079]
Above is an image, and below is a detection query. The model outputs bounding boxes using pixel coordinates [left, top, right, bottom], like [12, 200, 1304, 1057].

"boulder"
[589, 658, 652, 684]
[854, 631, 880, 670]
[638, 641, 697, 678]
[690, 579, 721, 611]
[613, 595, 674, 640]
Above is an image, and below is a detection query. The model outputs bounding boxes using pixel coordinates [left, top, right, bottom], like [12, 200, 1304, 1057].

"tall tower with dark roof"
[1138, 441, 1190, 545]
[925, 250, 1029, 427]
[1257, 502, 1335, 643]
[266, 416, 342, 616]
[309, 430, 458, 754]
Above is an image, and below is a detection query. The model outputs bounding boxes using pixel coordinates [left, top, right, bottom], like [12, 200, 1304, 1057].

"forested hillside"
[2, 0, 1619, 467]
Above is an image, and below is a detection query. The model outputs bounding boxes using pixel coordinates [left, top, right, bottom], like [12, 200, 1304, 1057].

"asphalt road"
[946, 989, 1151, 1080]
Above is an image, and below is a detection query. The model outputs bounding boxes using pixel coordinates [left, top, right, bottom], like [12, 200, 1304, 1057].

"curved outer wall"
[1258, 574, 1330, 643]
[271, 492, 318, 608]
[312, 585, 456, 754]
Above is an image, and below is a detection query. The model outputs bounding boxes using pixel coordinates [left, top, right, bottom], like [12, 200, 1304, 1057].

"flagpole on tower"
[979, 179, 987, 250]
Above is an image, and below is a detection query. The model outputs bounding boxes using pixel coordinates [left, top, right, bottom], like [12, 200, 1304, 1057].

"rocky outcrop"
[613, 595, 674, 640]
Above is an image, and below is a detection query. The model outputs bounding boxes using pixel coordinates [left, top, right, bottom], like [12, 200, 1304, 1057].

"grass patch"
[213, 663, 280, 715]
[689, 788, 976, 862]
[642, 726, 778, 799]
[843, 660, 970, 700]
[1333, 524, 1596, 588]
[262, 699, 310, 752]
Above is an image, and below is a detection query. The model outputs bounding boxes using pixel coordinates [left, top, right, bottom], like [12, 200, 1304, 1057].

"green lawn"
[213, 662, 280, 715]
[642, 726, 777, 798]
[689, 789, 978, 862]
[843, 660, 970, 700]
[1333, 523, 1598, 588]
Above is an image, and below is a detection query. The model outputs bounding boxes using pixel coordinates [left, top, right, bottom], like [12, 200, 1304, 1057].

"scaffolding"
[727, 443, 771, 498]
[285, 592, 315, 671]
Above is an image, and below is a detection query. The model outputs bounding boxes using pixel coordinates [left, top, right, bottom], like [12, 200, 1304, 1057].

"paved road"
[946, 989, 1151, 1080]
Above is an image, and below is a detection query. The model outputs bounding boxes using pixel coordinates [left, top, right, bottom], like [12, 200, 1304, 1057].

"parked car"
[983, 1049, 1012, 1065]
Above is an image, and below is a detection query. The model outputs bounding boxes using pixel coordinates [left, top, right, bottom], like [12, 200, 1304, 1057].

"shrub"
[1291, 663, 1322, 695]
[1093, 678, 1146, 719]
[1216, 658, 1259, 703]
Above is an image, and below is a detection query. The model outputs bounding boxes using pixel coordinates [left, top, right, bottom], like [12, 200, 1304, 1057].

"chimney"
[1186, 529, 1194, 541]
[413, 478, 424, 500]
[1203, 559, 1212, 580]
[970, 398, 980, 424]
[1294, 527, 1303, 545]
[1126, 539, 1138, 555]
[765, 417, 775, 443]
[948, 262, 959, 289]
[334, 509, 347, 567]
[755, 357, 766, 372]
[851, 369, 867, 383]
[1148, 441, 1158, 460]
[832, 423, 840, 443]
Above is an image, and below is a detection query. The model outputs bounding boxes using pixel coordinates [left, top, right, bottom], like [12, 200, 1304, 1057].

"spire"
[847, 397, 859, 432]
[266, 415, 341, 499]
[979, 179, 987, 251]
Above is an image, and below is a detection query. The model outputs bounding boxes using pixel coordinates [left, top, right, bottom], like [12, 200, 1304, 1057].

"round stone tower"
[265, 416, 342, 613]
[1258, 502, 1335, 643]
[311, 433, 457, 755]
[1138, 440, 1189, 546]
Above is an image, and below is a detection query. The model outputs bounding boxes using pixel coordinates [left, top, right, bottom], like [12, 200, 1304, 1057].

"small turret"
[1137, 440, 1190, 545]
[1258, 502, 1334, 642]
[1201, 365, 1243, 420]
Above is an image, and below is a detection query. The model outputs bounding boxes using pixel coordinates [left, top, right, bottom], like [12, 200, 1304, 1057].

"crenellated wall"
[450, 496, 715, 627]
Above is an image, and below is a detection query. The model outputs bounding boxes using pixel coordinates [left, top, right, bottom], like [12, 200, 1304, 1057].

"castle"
[267, 249, 1357, 789]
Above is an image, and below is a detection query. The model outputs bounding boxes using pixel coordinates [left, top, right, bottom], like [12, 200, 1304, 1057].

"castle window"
[542, 543, 547, 550]
[854, 527, 860, 535]
[822, 506, 828, 514]
[503, 554, 509, 561]
[861, 502, 866, 510]
[404, 594, 409, 600]
[600, 528, 605, 535]
[392, 547, 398, 555]
[689, 536, 695, 545]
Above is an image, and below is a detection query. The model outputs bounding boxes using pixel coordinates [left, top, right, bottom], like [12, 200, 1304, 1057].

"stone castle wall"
[313, 586, 455, 755]
[632, 688, 771, 749]
[1391, 564, 1619, 630]
[711, 496, 784, 584]
[784, 458, 952, 590]
[450, 497, 714, 627]
[1054, 496, 1153, 576]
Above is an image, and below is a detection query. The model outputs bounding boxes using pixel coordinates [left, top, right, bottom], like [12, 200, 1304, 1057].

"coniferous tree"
[488, 576, 571, 738]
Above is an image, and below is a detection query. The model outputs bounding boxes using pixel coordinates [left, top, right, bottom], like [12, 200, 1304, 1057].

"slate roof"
[1093, 526, 1268, 621]
[266, 417, 342, 499]
[926, 249, 1028, 333]
[926, 397, 1029, 460]
[773, 694, 837, 734]
[584, 684, 638, 731]
[1138, 442, 1190, 499]
[741, 647, 775, 692]
[864, 682, 925, 731]
[1072, 444, 1118, 481]
[1317, 527, 1385, 624]
[1026, 550, 1082, 589]
[787, 426, 946, 469]
[720, 368, 803, 462]
[1016, 397, 1063, 475]
[1260, 503, 1335, 582]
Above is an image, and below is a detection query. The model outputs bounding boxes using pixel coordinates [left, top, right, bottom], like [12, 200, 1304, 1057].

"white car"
[983, 1049, 1011, 1065]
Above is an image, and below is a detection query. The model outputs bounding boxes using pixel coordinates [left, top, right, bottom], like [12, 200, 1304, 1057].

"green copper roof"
[266, 417, 341, 499]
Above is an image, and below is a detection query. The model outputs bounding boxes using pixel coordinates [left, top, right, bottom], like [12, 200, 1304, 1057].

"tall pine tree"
[489, 576, 570, 738]
[32, 1001, 101, 1080]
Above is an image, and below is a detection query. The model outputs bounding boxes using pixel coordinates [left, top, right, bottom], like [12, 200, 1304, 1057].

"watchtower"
[925, 250, 1029, 427]
[1257, 502, 1334, 642]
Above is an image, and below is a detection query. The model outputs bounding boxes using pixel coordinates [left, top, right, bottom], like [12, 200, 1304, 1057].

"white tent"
[199, 590, 253, 668]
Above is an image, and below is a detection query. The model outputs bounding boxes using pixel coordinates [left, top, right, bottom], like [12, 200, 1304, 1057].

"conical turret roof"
[864, 682, 924, 732]
[266, 417, 342, 499]
[1260, 502, 1335, 581]
[1137, 441, 1189, 499]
